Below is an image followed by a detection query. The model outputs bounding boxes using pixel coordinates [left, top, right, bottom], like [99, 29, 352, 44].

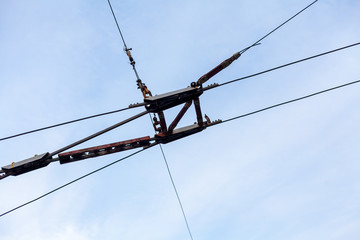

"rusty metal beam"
[193, 97, 203, 126]
[157, 111, 168, 134]
[168, 101, 192, 133]
[196, 52, 241, 86]
[58, 136, 152, 164]
[49, 110, 149, 157]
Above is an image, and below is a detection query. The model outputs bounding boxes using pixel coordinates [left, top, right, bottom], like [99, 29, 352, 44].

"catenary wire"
[241, 0, 319, 54]
[3, 79, 359, 218]
[0, 147, 151, 218]
[106, 0, 194, 239]
[0, 105, 143, 142]
[215, 79, 360, 125]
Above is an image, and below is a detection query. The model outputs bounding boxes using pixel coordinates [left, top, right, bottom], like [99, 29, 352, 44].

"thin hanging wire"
[149, 114, 194, 240]
[159, 144, 194, 240]
[107, 0, 128, 49]
[106, 1, 194, 239]
[106, 0, 141, 81]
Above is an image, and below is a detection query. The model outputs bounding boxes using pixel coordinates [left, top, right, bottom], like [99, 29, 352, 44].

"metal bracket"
[58, 137, 152, 164]
[1, 153, 51, 177]
[144, 86, 203, 113]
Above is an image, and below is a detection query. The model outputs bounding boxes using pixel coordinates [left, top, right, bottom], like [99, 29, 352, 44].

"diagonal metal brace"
[168, 100, 192, 133]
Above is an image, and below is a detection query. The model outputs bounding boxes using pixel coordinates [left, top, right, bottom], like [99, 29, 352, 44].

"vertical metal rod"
[193, 97, 203, 126]
[157, 111, 168, 134]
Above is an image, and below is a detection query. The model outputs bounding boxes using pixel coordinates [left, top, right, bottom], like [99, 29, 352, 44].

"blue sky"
[1, 0, 360, 239]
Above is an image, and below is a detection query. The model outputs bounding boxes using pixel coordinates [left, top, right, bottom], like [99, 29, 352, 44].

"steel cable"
[205, 42, 360, 90]
[241, 0, 319, 54]
[215, 79, 360, 125]
[107, 1, 194, 239]
[0, 105, 142, 142]
[0, 147, 150, 218]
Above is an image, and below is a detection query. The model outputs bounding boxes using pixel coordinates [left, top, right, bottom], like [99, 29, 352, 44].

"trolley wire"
[216, 79, 360, 125]
[2, 78, 359, 219]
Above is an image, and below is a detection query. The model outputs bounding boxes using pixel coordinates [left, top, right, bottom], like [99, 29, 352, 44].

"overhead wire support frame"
[3, 39, 357, 144]
[0, 111, 149, 179]
[0, 64, 226, 180]
[2, 37, 359, 180]
[2, 77, 359, 216]
[1, 0, 322, 181]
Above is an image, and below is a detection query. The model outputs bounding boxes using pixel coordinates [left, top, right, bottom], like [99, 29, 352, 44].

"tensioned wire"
[106, 0, 194, 239]
[219, 79, 360, 124]
[1, 40, 358, 142]
[1, 78, 359, 218]
[0, 148, 149, 218]
[215, 42, 360, 89]
[242, 0, 318, 54]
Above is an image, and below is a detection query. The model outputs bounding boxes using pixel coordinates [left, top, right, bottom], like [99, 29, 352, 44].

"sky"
[0, 0, 359, 239]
